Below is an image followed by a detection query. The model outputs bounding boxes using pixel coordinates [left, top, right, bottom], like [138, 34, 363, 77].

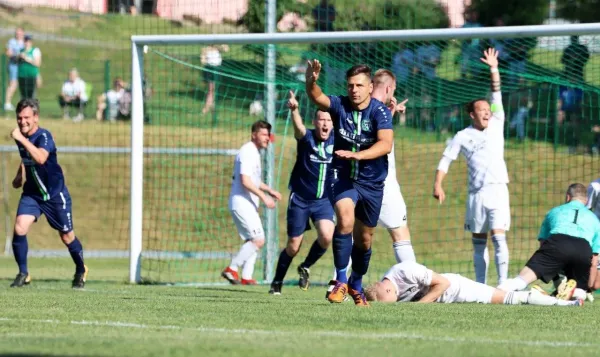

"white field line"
[0, 317, 597, 348]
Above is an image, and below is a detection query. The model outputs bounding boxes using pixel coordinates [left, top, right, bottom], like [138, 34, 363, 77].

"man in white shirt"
[586, 178, 600, 220]
[432, 48, 510, 286]
[364, 261, 582, 306]
[222, 120, 282, 285]
[58, 68, 88, 122]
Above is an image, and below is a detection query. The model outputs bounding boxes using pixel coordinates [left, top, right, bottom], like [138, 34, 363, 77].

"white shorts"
[437, 274, 495, 304]
[465, 184, 511, 233]
[378, 181, 408, 229]
[230, 200, 264, 241]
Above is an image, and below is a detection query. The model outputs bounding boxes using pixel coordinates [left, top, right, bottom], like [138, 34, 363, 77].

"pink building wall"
[3, 0, 105, 14]
[155, 0, 247, 24]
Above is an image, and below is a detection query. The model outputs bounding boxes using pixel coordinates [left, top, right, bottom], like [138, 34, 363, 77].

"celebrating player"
[10, 98, 88, 288]
[433, 48, 510, 285]
[222, 120, 282, 285]
[305, 60, 394, 306]
[586, 178, 600, 219]
[268, 91, 335, 295]
[365, 261, 582, 306]
[498, 183, 600, 299]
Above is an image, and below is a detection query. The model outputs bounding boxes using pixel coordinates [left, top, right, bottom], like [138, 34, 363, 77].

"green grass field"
[0, 259, 599, 357]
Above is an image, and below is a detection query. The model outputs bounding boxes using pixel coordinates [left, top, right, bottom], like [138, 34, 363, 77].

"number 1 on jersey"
[573, 209, 579, 224]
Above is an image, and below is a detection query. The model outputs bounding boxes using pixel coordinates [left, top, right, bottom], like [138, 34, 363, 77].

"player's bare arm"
[336, 128, 393, 161]
[433, 170, 447, 204]
[388, 97, 408, 116]
[11, 128, 49, 165]
[481, 48, 500, 93]
[589, 254, 598, 290]
[305, 59, 331, 111]
[288, 91, 306, 139]
[259, 182, 282, 201]
[417, 272, 451, 303]
[12, 163, 24, 189]
[241, 174, 275, 209]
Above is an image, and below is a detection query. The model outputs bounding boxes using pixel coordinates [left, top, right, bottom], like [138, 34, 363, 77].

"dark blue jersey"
[16, 128, 66, 201]
[328, 95, 393, 184]
[288, 129, 334, 200]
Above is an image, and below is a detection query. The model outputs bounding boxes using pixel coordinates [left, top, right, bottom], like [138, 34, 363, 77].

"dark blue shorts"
[17, 191, 74, 233]
[329, 178, 384, 228]
[286, 193, 334, 238]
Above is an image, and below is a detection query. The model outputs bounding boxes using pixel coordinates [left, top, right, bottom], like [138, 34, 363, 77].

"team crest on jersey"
[325, 145, 334, 154]
[361, 118, 371, 132]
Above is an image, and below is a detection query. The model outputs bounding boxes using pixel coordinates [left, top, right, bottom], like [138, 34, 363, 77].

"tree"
[470, 0, 548, 26]
[556, 0, 600, 23]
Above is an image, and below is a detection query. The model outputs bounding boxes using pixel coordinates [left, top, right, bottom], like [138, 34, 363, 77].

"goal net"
[113, 25, 600, 285]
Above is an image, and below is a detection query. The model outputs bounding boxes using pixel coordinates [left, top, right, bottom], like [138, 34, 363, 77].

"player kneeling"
[364, 261, 583, 306]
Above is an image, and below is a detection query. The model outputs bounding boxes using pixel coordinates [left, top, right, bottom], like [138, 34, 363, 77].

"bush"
[470, 0, 548, 26]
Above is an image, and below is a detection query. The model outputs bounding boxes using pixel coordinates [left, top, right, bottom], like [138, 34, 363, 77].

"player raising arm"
[433, 48, 510, 286]
[498, 183, 600, 299]
[222, 120, 282, 285]
[306, 60, 393, 306]
[10, 99, 88, 289]
[364, 261, 582, 306]
[268, 91, 335, 295]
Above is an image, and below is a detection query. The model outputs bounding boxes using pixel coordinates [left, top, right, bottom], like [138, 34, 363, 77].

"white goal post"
[129, 22, 600, 284]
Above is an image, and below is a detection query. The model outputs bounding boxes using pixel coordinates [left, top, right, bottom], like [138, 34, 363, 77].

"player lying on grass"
[498, 183, 600, 300]
[364, 261, 583, 306]
[10, 98, 88, 289]
[269, 91, 335, 295]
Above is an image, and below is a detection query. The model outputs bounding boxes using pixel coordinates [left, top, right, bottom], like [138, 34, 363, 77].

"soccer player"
[586, 178, 600, 219]
[10, 98, 88, 288]
[433, 48, 510, 285]
[498, 183, 600, 300]
[222, 120, 282, 285]
[364, 261, 583, 306]
[305, 60, 394, 306]
[268, 91, 335, 295]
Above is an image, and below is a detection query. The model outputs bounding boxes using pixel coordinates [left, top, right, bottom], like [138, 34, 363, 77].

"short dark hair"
[346, 64, 372, 79]
[313, 109, 329, 118]
[16, 98, 40, 116]
[251, 120, 271, 134]
[466, 98, 488, 114]
[567, 183, 587, 199]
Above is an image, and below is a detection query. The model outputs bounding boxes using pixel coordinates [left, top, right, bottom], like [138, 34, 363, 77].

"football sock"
[332, 231, 352, 284]
[392, 240, 416, 263]
[492, 234, 509, 285]
[348, 245, 372, 291]
[229, 240, 258, 271]
[301, 239, 327, 268]
[273, 249, 293, 283]
[12, 233, 28, 274]
[241, 251, 258, 280]
[525, 290, 573, 306]
[497, 276, 528, 292]
[66, 237, 85, 274]
[472, 238, 489, 284]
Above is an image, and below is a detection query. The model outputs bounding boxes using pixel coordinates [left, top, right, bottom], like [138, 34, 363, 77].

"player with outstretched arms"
[364, 261, 582, 306]
[586, 178, 600, 220]
[433, 48, 510, 285]
[10, 98, 88, 289]
[305, 60, 394, 306]
[498, 183, 600, 300]
[222, 120, 282, 285]
[268, 91, 335, 295]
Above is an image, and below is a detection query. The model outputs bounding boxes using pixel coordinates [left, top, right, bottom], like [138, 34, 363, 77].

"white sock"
[241, 251, 258, 280]
[492, 234, 509, 285]
[503, 291, 529, 305]
[229, 240, 259, 271]
[472, 238, 489, 284]
[497, 276, 528, 292]
[526, 290, 573, 306]
[393, 240, 416, 263]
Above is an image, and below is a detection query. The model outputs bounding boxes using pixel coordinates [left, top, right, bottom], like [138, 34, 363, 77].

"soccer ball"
[249, 100, 263, 116]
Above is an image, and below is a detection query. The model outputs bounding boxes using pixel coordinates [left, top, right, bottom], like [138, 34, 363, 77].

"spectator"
[312, 0, 336, 32]
[490, 17, 509, 67]
[557, 83, 584, 153]
[201, 45, 228, 115]
[58, 68, 88, 122]
[392, 42, 417, 86]
[416, 41, 441, 80]
[17, 35, 41, 100]
[96, 78, 128, 122]
[460, 8, 482, 79]
[510, 96, 531, 140]
[562, 36, 590, 83]
[505, 39, 528, 87]
[4, 27, 25, 111]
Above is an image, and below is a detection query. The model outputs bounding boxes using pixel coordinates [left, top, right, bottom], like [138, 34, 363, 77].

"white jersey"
[384, 143, 399, 188]
[382, 261, 495, 304]
[587, 178, 600, 219]
[440, 91, 508, 193]
[229, 141, 262, 210]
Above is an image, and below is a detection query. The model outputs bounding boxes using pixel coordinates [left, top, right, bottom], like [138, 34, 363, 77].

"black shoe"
[10, 272, 31, 287]
[269, 281, 282, 295]
[297, 265, 310, 291]
[72, 265, 88, 289]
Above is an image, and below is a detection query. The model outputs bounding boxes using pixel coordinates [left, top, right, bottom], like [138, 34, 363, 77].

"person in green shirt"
[17, 35, 41, 100]
[497, 183, 600, 301]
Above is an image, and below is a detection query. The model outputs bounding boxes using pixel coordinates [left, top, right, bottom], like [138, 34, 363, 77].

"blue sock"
[67, 237, 85, 274]
[301, 240, 327, 269]
[273, 249, 293, 283]
[333, 230, 352, 284]
[12, 233, 28, 274]
[348, 246, 372, 291]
